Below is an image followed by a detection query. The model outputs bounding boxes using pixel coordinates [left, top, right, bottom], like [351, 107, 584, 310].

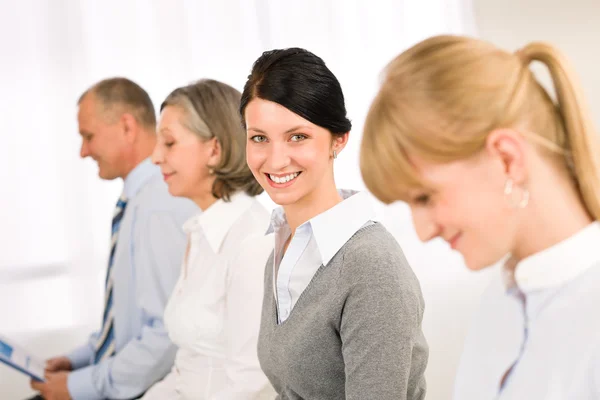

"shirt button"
[281, 309, 289, 319]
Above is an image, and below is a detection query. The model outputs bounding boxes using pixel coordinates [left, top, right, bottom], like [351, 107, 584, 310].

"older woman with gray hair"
[142, 79, 274, 399]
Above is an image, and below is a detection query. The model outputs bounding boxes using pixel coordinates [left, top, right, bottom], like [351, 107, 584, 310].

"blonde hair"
[162, 79, 263, 200]
[360, 35, 600, 220]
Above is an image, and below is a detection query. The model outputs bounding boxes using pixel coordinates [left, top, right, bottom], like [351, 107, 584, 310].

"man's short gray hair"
[79, 77, 156, 129]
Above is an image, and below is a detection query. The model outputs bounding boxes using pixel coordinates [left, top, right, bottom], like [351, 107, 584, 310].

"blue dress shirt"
[66, 158, 198, 400]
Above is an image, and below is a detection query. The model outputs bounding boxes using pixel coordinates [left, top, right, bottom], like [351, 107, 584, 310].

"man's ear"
[121, 113, 138, 144]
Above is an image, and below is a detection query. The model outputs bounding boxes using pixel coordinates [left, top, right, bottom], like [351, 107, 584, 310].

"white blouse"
[454, 222, 600, 400]
[142, 192, 275, 400]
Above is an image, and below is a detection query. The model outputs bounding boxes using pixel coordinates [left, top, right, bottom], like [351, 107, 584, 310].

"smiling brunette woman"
[241, 48, 428, 400]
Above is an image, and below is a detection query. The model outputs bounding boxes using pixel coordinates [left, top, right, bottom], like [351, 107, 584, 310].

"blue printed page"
[0, 335, 45, 381]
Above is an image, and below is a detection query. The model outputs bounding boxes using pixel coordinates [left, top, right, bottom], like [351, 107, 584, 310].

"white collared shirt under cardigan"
[258, 190, 429, 399]
[454, 222, 600, 399]
[141, 192, 275, 400]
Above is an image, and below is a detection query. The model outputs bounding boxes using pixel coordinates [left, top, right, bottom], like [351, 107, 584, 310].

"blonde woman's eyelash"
[414, 194, 431, 204]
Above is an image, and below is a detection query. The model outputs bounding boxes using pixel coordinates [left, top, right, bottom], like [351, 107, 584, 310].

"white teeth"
[269, 172, 299, 184]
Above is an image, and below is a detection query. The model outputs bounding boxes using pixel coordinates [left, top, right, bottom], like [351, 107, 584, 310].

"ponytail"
[518, 42, 600, 220]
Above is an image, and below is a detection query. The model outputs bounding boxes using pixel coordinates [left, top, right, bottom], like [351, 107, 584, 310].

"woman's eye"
[250, 135, 267, 143]
[290, 134, 307, 142]
[165, 142, 174, 148]
[413, 194, 431, 206]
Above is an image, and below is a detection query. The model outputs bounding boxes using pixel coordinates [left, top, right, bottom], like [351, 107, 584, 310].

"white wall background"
[2, 0, 597, 399]
[474, 0, 600, 128]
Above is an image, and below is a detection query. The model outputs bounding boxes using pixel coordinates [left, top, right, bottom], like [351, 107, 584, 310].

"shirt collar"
[123, 158, 160, 199]
[266, 189, 377, 266]
[503, 222, 600, 293]
[183, 192, 255, 253]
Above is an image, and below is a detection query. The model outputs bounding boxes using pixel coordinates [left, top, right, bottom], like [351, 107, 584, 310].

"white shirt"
[454, 222, 600, 400]
[142, 192, 275, 400]
[267, 190, 377, 323]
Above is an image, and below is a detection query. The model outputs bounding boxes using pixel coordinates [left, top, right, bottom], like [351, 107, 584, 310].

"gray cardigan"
[257, 223, 428, 399]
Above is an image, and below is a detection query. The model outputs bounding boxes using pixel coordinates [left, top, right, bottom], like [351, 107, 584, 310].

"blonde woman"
[360, 35, 600, 399]
[143, 79, 274, 399]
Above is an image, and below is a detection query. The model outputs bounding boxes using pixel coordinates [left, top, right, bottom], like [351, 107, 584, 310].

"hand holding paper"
[45, 356, 73, 373]
[30, 371, 72, 400]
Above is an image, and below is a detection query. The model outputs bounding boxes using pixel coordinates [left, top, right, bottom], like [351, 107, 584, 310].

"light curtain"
[0, 1, 478, 398]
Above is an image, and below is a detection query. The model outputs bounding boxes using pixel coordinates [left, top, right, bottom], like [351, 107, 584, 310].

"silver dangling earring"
[504, 178, 529, 209]
[333, 150, 337, 159]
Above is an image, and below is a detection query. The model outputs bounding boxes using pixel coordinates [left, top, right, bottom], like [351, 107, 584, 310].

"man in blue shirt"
[29, 78, 197, 400]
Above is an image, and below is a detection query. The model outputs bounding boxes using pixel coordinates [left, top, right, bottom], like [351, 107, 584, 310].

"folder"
[0, 335, 45, 381]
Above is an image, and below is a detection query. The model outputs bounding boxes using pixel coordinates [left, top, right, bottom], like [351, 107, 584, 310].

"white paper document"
[0, 335, 45, 381]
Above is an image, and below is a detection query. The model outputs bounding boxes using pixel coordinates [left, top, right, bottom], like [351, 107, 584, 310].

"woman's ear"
[486, 128, 528, 185]
[207, 137, 221, 167]
[332, 132, 350, 156]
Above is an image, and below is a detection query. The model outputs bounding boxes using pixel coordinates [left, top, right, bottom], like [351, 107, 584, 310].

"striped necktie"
[94, 194, 128, 364]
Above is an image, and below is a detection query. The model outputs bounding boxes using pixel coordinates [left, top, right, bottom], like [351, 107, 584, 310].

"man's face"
[77, 94, 128, 180]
